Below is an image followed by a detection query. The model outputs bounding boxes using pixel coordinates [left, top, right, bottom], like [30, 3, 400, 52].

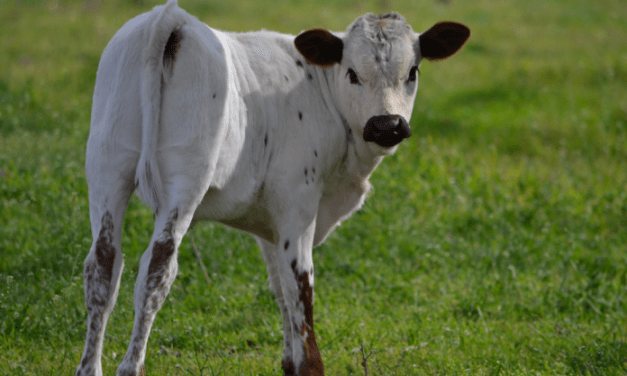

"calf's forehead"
[344, 13, 417, 83]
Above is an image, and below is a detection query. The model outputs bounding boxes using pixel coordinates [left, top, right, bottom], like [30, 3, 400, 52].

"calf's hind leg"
[76, 174, 134, 376]
[115, 208, 183, 376]
[116, 179, 209, 375]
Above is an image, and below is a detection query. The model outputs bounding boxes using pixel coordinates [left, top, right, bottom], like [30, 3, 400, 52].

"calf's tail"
[136, 0, 187, 215]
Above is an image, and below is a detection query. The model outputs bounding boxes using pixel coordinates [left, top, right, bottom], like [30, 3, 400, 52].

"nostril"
[371, 115, 402, 131]
[363, 115, 411, 147]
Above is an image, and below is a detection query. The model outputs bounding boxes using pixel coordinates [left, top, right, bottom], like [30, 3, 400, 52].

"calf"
[76, 1, 469, 375]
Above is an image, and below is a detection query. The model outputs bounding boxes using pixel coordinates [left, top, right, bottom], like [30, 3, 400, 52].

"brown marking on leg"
[147, 209, 178, 278]
[282, 358, 296, 376]
[77, 211, 119, 376]
[81, 356, 90, 369]
[95, 211, 115, 283]
[147, 236, 175, 277]
[291, 262, 325, 376]
[145, 209, 179, 316]
[119, 209, 179, 375]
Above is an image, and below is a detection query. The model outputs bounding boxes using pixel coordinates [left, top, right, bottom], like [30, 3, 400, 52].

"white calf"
[75, 1, 469, 375]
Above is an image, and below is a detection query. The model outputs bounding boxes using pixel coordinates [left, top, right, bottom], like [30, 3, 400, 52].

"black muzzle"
[363, 115, 411, 148]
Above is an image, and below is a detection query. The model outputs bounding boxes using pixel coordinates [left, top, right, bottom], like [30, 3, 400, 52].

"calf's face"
[295, 13, 470, 153]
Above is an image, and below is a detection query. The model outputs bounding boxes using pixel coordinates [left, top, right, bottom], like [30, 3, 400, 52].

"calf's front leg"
[259, 220, 324, 376]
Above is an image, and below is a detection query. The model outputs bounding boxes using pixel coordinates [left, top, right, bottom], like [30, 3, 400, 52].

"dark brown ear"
[418, 21, 470, 61]
[294, 29, 343, 67]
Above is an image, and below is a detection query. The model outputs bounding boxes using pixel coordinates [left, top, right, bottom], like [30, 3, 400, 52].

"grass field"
[1, 0, 627, 374]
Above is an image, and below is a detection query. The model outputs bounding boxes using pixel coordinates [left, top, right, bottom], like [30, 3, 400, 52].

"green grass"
[1, 0, 627, 374]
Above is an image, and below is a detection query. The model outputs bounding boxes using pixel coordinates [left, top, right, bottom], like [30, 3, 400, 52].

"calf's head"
[295, 13, 469, 153]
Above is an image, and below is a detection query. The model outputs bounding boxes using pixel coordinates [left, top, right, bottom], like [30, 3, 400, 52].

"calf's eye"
[347, 68, 361, 85]
[407, 66, 419, 83]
